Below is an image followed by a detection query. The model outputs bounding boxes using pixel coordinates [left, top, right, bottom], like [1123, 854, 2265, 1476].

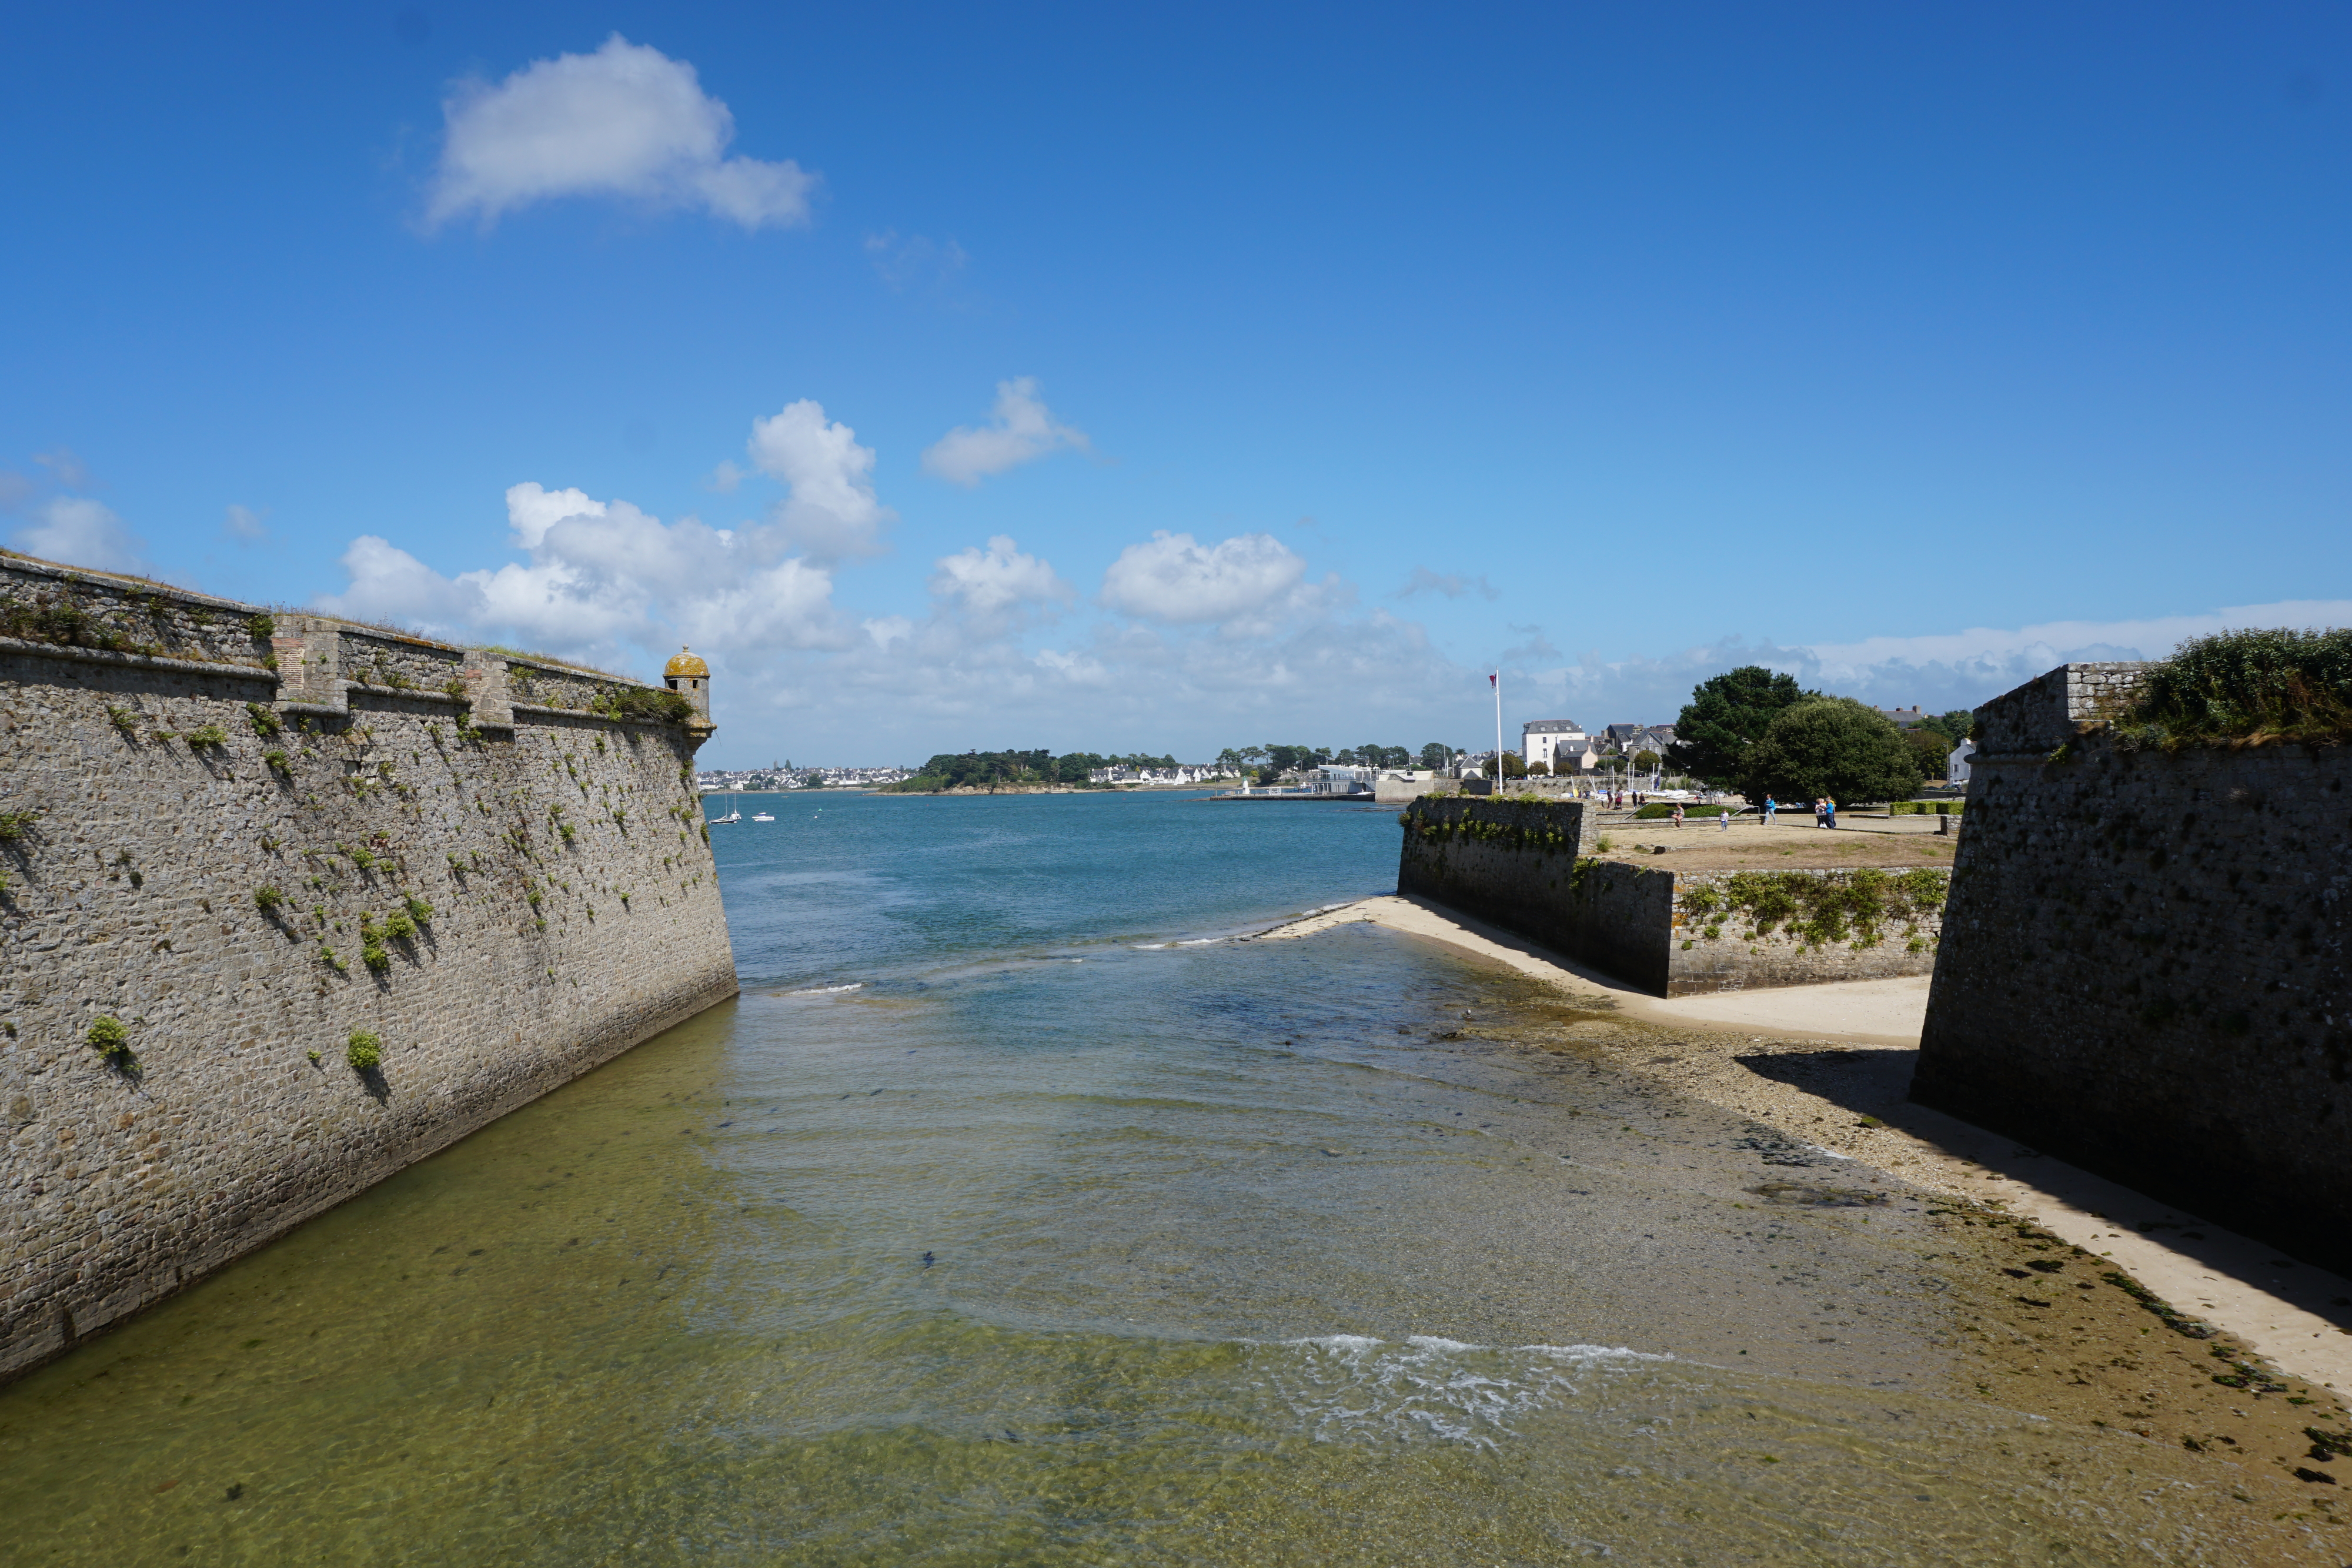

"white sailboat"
[710, 808, 742, 824]
[751, 811, 776, 822]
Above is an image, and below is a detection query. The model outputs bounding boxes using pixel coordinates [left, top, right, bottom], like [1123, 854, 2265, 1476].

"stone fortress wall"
[1396, 795, 1947, 995]
[0, 553, 739, 1383]
[1916, 663, 2352, 1274]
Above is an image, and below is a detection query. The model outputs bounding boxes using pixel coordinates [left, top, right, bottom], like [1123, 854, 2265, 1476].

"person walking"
[1718, 805, 1731, 831]
[1824, 796, 1838, 830]
[1813, 797, 1827, 828]
[1763, 794, 1777, 827]
[1671, 803, 1684, 828]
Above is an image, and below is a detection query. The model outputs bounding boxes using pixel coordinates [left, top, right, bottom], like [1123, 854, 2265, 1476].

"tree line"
[1665, 666, 1975, 803]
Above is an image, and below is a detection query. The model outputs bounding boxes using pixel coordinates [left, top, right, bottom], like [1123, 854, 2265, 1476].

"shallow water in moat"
[0, 793, 2246, 1562]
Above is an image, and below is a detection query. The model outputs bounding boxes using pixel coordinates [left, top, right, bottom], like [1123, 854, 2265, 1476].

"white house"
[1947, 737, 1975, 787]
[1521, 720, 1588, 774]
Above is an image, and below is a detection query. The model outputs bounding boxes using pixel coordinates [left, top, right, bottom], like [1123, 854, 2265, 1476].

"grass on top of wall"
[2115, 627, 2352, 748]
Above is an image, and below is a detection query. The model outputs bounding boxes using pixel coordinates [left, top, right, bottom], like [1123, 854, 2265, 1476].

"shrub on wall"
[86, 1015, 133, 1063]
[346, 1031, 382, 1071]
[2117, 627, 2352, 746]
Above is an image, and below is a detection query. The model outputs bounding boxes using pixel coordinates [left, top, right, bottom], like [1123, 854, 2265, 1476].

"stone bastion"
[1917, 662, 2351, 1274]
[0, 552, 739, 1384]
[1396, 795, 1949, 995]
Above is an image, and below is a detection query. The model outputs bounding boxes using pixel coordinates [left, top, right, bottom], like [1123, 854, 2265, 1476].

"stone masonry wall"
[0, 553, 738, 1383]
[1396, 797, 1947, 995]
[1916, 663, 2352, 1274]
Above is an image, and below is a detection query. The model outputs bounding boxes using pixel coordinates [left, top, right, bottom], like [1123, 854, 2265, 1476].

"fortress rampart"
[1916, 662, 2352, 1272]
[1396, 796, 1947, 995]
[0, 553, 737, 1383]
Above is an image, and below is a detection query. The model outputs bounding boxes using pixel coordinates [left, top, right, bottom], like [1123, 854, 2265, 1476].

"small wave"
[1175, 937, 1224, 947]
[784, 982, 865, 995]
[1250, 1333, 1668, 1450]
[1132, 943, 1168, 950]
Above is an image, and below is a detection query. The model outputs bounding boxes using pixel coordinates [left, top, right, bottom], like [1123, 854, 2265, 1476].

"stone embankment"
[1396, 795, 1948, 995]
[1917, 661, 2352, 1275]
[0, 553, 738, 1383]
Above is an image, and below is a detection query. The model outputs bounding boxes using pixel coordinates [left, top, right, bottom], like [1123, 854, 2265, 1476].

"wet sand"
[1257, 895, 2352, 1551]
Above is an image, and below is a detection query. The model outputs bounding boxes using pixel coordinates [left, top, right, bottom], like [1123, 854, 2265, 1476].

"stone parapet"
[0, 553, 737, 1383]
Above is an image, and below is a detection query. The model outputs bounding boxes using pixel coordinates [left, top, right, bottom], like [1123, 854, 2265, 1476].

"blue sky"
[4, 3, 2347, 765]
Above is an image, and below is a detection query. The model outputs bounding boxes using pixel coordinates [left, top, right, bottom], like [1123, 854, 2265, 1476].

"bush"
[595, 687, 696, 724]
[254, 884, 284, 911]
[1736, 698, 1923, 805]
[402, 893, 433, 924]
[184, 724, 230, 748]
[246, 613, 276, 641]
[385, 910, 416, 940]
[346, 1031, 382, 1070]
[2118, 627, 2352, 745]
[86, 1015, 132, 1062]
[245, 703, 281, 737]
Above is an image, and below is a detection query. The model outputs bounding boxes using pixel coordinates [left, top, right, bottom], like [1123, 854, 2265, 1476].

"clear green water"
[0, 794, 2244, 1562]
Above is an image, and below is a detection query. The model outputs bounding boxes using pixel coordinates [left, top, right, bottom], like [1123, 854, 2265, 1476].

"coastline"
[1251, 895, 2352, 1534]
[1253, 894, 2352, 1395]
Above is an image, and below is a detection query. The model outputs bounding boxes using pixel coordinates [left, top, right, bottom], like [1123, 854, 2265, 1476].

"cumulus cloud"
[920, 378, 1089, 487]
[746, 400, 894, 560]
[318, 487, 852, 671]
[504, 482, 606, 547]
[222, 504, 270, 544]
[1099, 531, 1314, 626]
[9, 497, 151, 575]
[1395, 566, 1499, 601]
[424, 35, 816, 231]
[929, 536, 1073, 620]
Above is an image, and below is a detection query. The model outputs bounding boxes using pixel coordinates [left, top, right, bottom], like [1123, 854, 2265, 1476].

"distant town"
[696, 699, 1975, 797]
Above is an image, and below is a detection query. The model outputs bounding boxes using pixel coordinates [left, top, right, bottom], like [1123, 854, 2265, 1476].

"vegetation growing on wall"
[1681, 868, 1946, 950]
[1401, 799, 1583, 854]
[2114, 627, 2352, 747]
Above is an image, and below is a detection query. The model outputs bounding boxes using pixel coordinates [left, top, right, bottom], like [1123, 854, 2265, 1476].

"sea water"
[0, 793, 2249, 1562]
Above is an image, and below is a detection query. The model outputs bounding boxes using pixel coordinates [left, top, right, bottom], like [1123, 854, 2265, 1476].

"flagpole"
[1492, 670, 1502, 788]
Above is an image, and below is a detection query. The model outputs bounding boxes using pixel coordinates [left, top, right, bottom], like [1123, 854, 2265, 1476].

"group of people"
[1642, 794, 1840, 830]
[1758, 794, 1838, 827]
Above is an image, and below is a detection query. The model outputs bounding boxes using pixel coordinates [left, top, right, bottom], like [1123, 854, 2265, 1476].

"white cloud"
[424, 35, 815, 231]
[504, 482, 607, 547]
[703, 459, 748, 494]
[9, 497, 151, 575]
[318, 489, 852, 671]
[223, 504, 270, 544]
[861, 616, 913, 650]
[920, 378, 1089, 487]
[1100, 531, 1312, 625]
[929, 536, 1072, 619]
[746, 400, 894, 561]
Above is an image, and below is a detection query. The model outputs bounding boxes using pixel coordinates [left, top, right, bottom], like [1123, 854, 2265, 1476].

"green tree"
[1736, 698, 1923, 804]
[1668, 666, 1812, 787]
[1419, 742, 1452, 771]
[1632, 748, 1661, 774]
[1911, 709, 1978, 745]
[1899, 725, 1952, 781]
[1482, 751, 1526, 779]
